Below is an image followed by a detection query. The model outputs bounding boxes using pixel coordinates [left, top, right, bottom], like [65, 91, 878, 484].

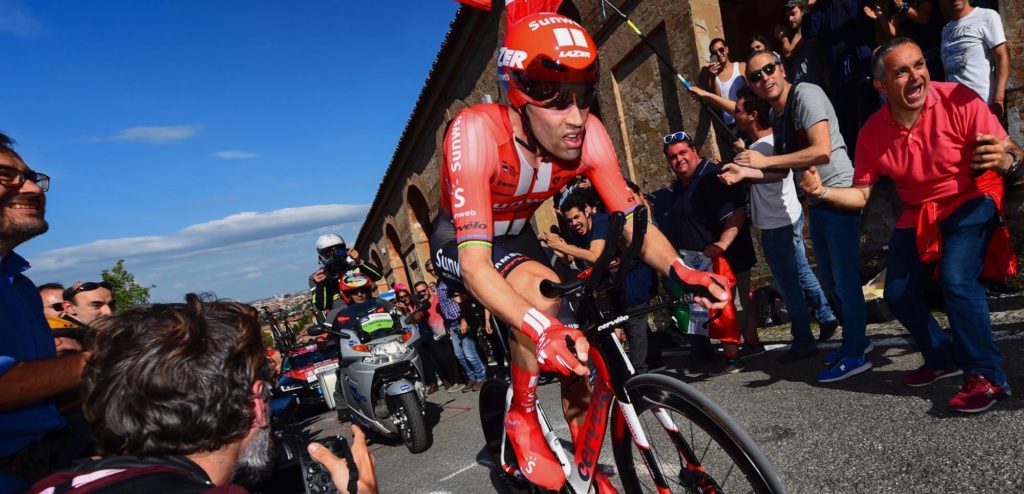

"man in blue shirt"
[0, 133, 88, 492]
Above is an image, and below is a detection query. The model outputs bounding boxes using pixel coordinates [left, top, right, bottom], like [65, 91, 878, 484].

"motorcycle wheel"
[397, 392, 431, 454]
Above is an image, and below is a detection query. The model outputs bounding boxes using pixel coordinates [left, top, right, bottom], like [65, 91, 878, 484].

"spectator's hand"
[347, 249, 360, 262]
[773, 23, 787, 41]
[718, 164, 750, 186]
[540, 232, 568, 251]
[484, 322, 493, 335]
[704, 242, 727, 258]
[54, 337, 83, 355]
[733, 149, 769, 169]
[863, 3, 883, 20]
[971, 134, 1013, 173]
[708, 61, 724, 76]
[308, 425, 378, 494]
[535, 324, 590, 377]
[687, 85, 712, 100]
[733, 139, 746, 152]
[460, 320, 469, 335]
[990, 100, 1005, 120]
[799, 166, 826, 197]
[313, 269, 327, 284]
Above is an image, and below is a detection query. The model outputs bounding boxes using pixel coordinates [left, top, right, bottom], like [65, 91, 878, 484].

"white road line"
[439, 462, 481, 482]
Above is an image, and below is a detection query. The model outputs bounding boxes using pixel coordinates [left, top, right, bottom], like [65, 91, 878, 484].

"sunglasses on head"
[64, 281, 113, 301]
[663, 131, 692, 144]
[747, 62, 778, 83]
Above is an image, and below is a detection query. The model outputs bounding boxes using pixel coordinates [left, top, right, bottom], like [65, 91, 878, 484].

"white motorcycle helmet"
[316, 234, 346, 265]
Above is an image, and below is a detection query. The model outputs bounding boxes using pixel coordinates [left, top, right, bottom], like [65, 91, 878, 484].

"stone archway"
[405, 184, 434, 285]
[384, 223, 412, 290]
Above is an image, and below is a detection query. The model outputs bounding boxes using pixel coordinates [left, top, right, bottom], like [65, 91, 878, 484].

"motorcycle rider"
[428, 12, 730, 490]
[331, 271, 396, 420]
[309, 234, 383, 322]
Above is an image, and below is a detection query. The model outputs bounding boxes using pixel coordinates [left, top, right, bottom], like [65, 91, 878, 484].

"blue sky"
[2, 0, 462, 302]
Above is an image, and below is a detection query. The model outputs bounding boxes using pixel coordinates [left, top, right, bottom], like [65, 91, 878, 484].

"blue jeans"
[761, 214, 836, 351]
[808, 205, 868, 358]
[448, 321, 487, 381]
[883, 197, 1007, 387]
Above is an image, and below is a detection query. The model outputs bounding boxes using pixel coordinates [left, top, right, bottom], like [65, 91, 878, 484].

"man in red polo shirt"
[799, 37, 1022, 413]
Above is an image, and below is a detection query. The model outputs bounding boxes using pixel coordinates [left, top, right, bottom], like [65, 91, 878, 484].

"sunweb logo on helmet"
[497, 47, 528, 70]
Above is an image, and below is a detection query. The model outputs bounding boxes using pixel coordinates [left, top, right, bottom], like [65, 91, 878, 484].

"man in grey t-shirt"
[733, 50, 870, 383]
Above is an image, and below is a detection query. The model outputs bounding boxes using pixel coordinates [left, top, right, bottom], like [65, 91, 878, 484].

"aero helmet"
[339, 271, 372, 295]
[497, 13, 599, 110]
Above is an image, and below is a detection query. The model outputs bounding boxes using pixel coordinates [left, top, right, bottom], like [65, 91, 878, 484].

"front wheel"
[612, 373, 786, 493]
[396, 392, 431, 453]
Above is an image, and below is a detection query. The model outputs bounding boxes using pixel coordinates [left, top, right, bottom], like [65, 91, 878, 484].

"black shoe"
[708, 358, 742, 375]
[818, 320, 840, 342]
[776, 348, 818, 364]
[741, 342, 767, 358]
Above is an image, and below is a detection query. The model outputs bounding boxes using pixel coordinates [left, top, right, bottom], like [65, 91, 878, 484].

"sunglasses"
[663, 131, 692, 144]
[49, 302, 64, 312]
[0, 164, 50, 192]
[64, 281, 113, 301]
[747, 62, 779, 83]
[512, 57, 599, 110]
[415, 290, 429, 295]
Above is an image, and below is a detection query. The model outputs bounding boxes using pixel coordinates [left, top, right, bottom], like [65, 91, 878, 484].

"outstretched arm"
[0, 353, 88, 410]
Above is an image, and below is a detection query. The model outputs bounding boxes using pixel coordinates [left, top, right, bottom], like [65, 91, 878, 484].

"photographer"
[28, 294, 377, 493]
[309, 234, 383, 318]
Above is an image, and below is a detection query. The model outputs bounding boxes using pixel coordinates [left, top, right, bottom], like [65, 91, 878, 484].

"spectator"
[542, 188, 658, 374]
[939, 0, 1008, 117]
[749, 34, 771, 56]
[61, 281, 115, 327]
[775, 0, 825, 85]
[736, 50, 870, 377]
[703, 38, 748, 161]
[864, 1, 946, 83]
[412, 279, 464, 392]
[38, 283, 63, 320]
[800, 38, 1020, 412]
[0, 132, 89, 492]
[719, 87, 839, 358]
[309, 234, 383, 319]
[435, 278, 486, 392]
[651, 132, 757, 374]
[28, 294, 377, 493]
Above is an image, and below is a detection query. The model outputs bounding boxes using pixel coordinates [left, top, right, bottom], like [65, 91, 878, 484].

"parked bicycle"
[479, 206, 786, 493]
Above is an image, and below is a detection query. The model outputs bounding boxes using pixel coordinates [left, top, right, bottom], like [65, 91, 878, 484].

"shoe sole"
[817, 361, 872, 383]
[949, 392, 1008, 413]
[904, 369, 963, 388]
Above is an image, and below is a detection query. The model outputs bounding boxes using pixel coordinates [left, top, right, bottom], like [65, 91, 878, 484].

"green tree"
[101, 259, 155, 311]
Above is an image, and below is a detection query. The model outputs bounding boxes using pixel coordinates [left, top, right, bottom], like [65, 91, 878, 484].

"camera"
[322, 254, 356, 281]
[250, 433, 358, 494]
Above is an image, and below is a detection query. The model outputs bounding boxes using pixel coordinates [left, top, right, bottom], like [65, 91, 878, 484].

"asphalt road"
[290, 297, 1024, 493]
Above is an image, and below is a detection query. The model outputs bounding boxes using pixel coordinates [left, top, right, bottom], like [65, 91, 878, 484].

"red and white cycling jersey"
[440, 103, 636, 247]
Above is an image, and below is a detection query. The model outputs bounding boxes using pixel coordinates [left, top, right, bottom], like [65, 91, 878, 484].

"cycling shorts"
[428, 212, 548, 291]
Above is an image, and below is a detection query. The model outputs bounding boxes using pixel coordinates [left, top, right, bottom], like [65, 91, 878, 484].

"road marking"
[439, 462, 482, 482]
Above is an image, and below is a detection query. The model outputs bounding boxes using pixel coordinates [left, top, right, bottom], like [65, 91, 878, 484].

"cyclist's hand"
[536, 325, 590, 377]
[669, 259, 731, 310]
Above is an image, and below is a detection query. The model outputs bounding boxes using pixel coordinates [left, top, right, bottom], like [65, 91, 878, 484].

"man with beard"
[28, 294, 376, 493]
[0, 132, 91, 493]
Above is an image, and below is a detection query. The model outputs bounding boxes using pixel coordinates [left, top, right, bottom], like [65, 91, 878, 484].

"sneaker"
[741, 342, 767, 358]
[426, 383, 439, 395]
[708, 358, 742, 375]
[948, 375, 1010, 413]
[462, 380, 481, 393]
[777, 348, 817, 364]
[816, 355, 872, 383]
[823, 341, 876, 367]
[902, 365, 963, 387]
[447, 383, 465, 392]
[818, 319, 840, 342]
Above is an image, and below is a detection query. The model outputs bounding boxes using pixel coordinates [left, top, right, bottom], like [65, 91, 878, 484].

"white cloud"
[90, 124, 202, 143]
[213, 150, 259, 160]
[25, 203, 371, 302]
[0, 1, 41, 38]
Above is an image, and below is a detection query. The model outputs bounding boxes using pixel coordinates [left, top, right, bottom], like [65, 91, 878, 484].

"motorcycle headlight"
[363, 337, 411, 364]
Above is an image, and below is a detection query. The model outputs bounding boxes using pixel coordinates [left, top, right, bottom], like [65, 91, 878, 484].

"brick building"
[355, 0, 1024, 292]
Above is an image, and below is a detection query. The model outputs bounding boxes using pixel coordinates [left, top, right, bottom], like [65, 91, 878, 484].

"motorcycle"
[307, 310, 432, 454]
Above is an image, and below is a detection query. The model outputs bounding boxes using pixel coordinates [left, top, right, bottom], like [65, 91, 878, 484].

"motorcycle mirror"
[305, 324, 327, 337]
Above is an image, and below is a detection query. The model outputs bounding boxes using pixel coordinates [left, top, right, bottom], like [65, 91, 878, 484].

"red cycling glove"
[520, 308, 588, 375]
[669, 258, 731, 305]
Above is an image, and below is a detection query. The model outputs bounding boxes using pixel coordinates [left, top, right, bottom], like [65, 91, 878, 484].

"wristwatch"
[1005, 150, 1022, 178]
[895, 1, 912, 17]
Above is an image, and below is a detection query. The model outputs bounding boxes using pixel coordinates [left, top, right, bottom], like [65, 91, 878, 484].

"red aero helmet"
[497, 13, 599, 110]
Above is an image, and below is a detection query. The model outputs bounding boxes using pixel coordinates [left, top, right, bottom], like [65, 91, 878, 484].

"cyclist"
[427, 12, 731, 490]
